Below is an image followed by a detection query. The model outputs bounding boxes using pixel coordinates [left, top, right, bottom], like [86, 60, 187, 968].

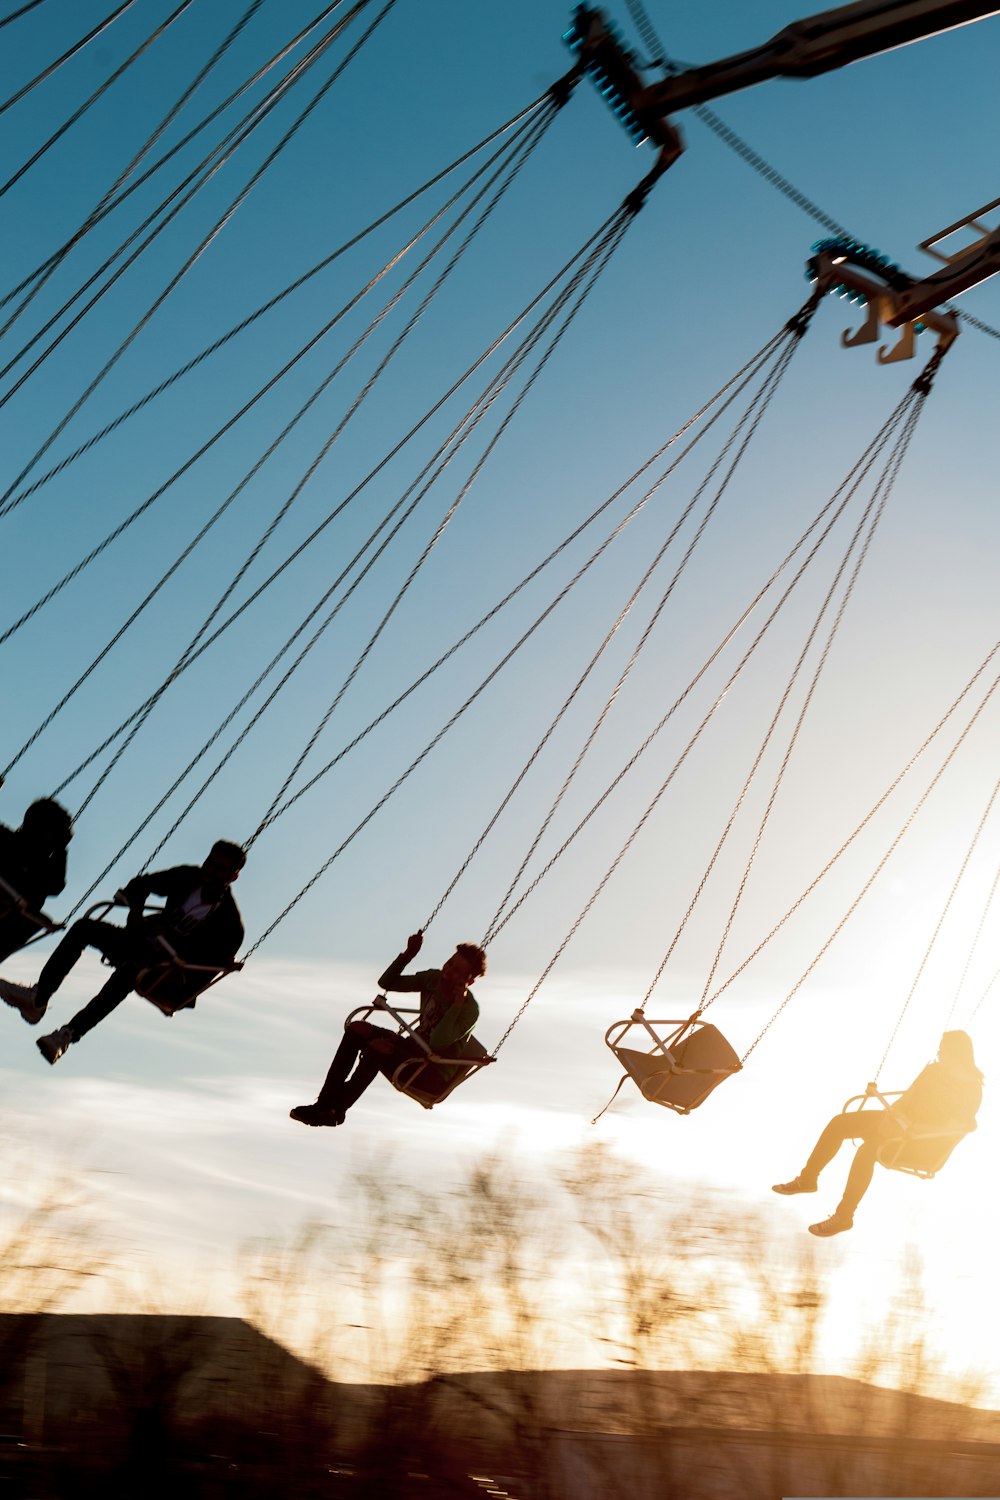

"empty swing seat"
[606, 1015, 742, 1114]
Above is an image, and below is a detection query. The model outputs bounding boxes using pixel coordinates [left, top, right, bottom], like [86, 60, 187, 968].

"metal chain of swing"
[635, 385, 923, 1028]
[421, 309, 806, 944]
[875, 768, 1000, 1081]
[485, 294, 827, 1057]
[7, 3, 994, 1074]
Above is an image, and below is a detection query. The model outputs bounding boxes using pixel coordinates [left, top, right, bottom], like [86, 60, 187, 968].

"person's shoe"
[808, 1212, 853, 1237]
[771, 1175, 818, 1195]
[289, 1102, 345, 1128]
[36, 1025, 73, 1066]
[0, 979, 46, 1025]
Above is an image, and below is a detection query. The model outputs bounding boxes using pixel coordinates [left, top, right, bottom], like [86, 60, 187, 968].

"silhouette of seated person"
[772, 1030, 983, 1237]
[0, 840, 246, 1066]
[0, 798, 73, 962]
[290, 930, 486, 1126]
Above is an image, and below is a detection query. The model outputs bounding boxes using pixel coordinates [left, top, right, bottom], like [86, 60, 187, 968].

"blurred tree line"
[0, 1140, 992, 1498]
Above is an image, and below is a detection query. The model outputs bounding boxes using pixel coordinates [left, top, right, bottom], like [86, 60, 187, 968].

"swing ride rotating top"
[1, 0, 1000, 1126]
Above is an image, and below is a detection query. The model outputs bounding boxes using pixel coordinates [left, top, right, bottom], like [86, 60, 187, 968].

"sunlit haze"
[2, 0, 1000, 1441]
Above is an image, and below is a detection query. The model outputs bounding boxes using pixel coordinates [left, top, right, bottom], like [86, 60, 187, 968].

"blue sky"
[2, 0, 1000, 1390]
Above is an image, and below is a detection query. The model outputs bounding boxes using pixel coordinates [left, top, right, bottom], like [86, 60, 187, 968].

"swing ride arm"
[894, 198, 1000, 322]
[567, 1, 1000, 154]
[568, 4, 1000, 347]
[809, 245, 961, 360]
[637, 0, 1000, 115]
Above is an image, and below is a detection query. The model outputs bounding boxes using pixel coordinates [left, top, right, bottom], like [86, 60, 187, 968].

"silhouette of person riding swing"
[0, 840, 246, 1065]
[0, 797, 73, 962]
[290, 929, 486, 1126]
[772, 1030, 983, 1236]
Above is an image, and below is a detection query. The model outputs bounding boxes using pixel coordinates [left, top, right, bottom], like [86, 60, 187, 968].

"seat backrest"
[395, 1035, 490, 1105]
[135, 963, 215, 1013]
[879, 1128, 969, 1176]
[613, 1023, 741, 1113]
[670, 1023, 741, 1074]
[453, 1034, 489, 1064]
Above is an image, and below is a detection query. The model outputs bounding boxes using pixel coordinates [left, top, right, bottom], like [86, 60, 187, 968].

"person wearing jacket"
[772, 1030, 983, 1236]
[0, 840, 245, 1066]
[290, 929, 485, 1127]
[0, 798, 73, 962]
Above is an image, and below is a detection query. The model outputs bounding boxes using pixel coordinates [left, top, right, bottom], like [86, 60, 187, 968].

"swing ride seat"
[605, 1014, 742, 1115]
[0, 872, 62, 951]
[345, 997, 494, 1109]
[133, 939, 243, 1016]
[842, 1087, 975, 1179]
[88, 899, 243, 1017]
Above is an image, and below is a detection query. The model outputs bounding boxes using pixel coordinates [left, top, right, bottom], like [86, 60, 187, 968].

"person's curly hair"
[455, 942, 487, 980]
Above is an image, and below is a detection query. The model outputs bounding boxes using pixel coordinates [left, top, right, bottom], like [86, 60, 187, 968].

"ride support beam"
[811, 247, 959, 361]
[896, 200, 1000, 322]
[566, 4, 1000, 330]
[639, 0, 1000, 115]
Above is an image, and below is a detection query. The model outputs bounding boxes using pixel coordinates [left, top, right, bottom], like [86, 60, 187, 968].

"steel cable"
[0, 0, 140, 117]
[138, 206, 626, 878]
[47, 184, 618, 806]
[876, 769, 1000, 1079]
[0, 0, 393, 430]
[622, 0, 1000, 341]
[0, 112, 552, 688]
[0, 86, 554, 516]
[0, 0, 267, 336]
[424, 327, 798, 936]
[0, 0, 198, 203]
[0, 0, 360, 318]
[481, 313, 813, 949]
[67, 104, 560, 841]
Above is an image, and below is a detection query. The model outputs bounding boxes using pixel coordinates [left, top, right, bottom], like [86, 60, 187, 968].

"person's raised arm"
[378, 929, 424, 992]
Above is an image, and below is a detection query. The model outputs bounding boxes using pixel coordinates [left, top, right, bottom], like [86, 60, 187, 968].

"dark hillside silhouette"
[1, 1315, 999, 1498]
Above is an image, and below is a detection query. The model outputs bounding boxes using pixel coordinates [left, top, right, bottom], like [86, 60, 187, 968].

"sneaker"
[289, 1102, 345, 1128]
[37, 1025, 73, 1066]
[771, 1175, 818, 1195]
[808, 1213, 853, 1238]
[0, 979, 46, 1025]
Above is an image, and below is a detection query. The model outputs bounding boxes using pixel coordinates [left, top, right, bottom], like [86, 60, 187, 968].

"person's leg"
[36, 963, 137, 1065]
[291, 1021, 391, 1126]
[36, 919, 132, 1008]
[833, 1140, 879, 1221]
[800, 1112, 866, 1184]
[340, 1026, 419, 1110]
[373, 1036, 446, 1096]
[809, 1113, 900, 1234]
[775, 1110, 892, 1197]
[64, 966, 137, 1042]
[316, 1021, 386, 1107]
[775, 1112, 858, 1192]
[837, 1115, 900, 1219]
[317, 1027, 429, 1112]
